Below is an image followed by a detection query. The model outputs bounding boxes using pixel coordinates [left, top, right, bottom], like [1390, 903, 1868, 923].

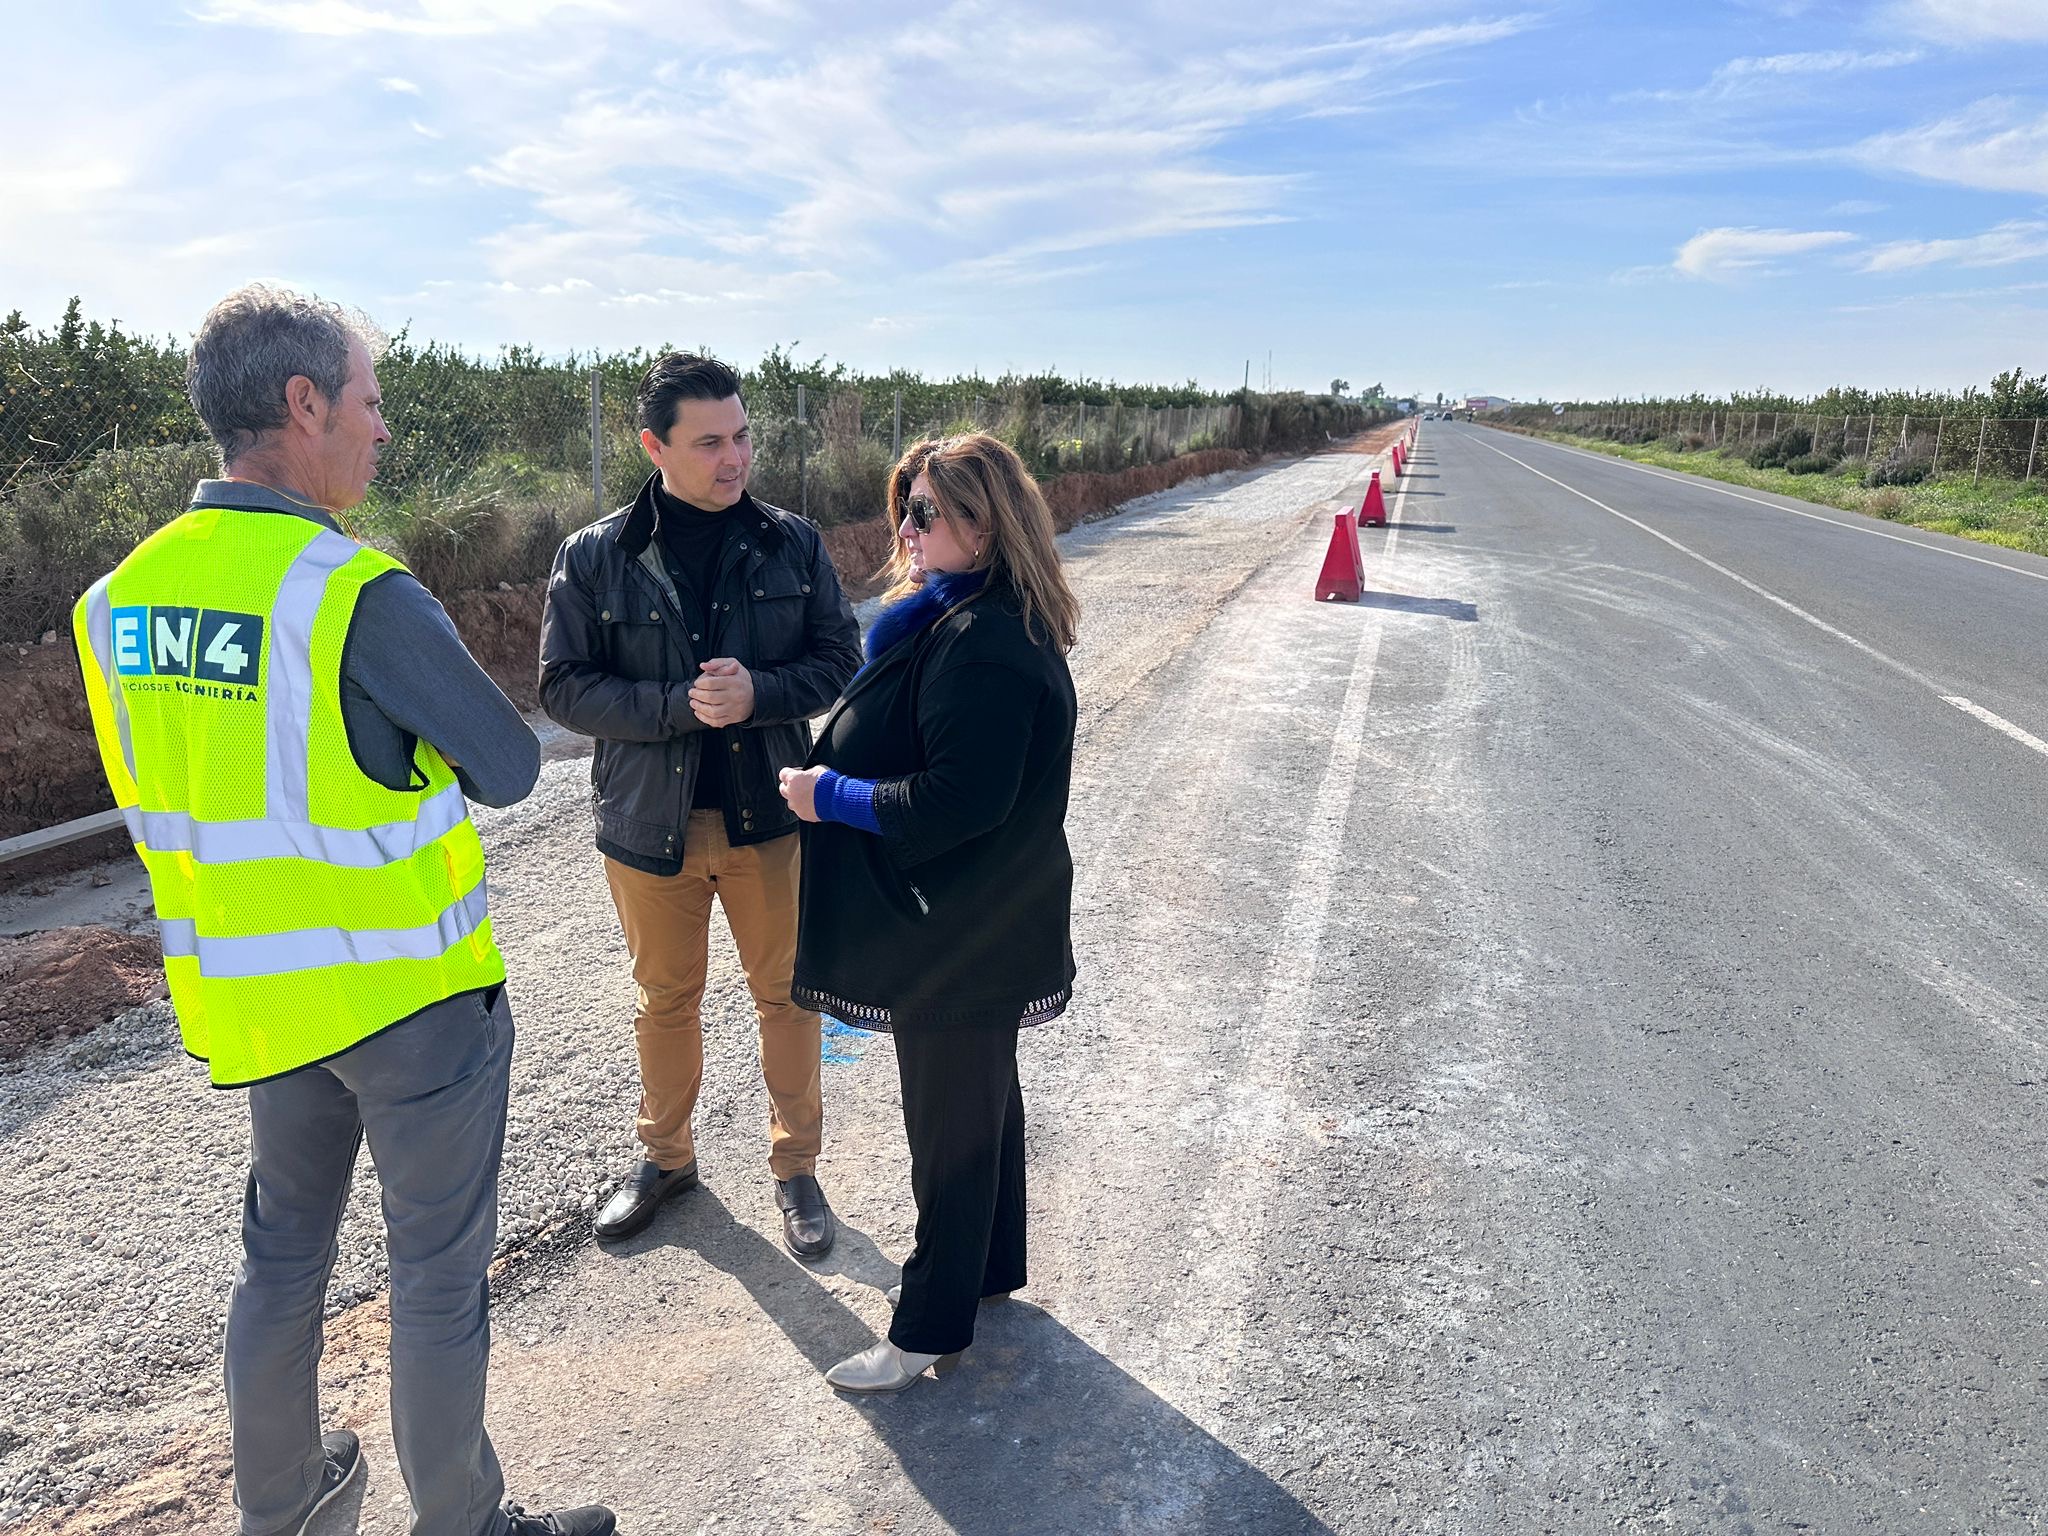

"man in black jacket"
[539, 353, 861, 1258]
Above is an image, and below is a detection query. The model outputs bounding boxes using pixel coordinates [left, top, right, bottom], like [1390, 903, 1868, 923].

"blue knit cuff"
[815, 768, 883, 834]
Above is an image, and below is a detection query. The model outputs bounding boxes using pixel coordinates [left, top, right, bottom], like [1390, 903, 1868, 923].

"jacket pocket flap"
[595, 588, 665, 624]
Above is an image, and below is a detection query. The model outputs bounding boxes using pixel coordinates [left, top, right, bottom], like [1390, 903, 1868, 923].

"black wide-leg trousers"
[888, 1023, 1027, 1356]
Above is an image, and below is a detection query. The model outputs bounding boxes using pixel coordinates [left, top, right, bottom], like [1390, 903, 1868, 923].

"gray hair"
[186, 283, 388, 463]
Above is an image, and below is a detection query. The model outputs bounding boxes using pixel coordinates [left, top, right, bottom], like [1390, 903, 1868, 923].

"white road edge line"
[1501, 428, 2048, 586]
[1466, 432, 2048, 766]
[1941, 697, 2048, 760]
[1228, 446, 1405, 1140]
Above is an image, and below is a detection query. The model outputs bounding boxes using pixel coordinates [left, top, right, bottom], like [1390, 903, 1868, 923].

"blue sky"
[4, 0, 2045, 400]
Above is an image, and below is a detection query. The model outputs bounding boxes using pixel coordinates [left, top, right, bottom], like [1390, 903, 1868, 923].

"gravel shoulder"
[0, 441, 1390, 1530]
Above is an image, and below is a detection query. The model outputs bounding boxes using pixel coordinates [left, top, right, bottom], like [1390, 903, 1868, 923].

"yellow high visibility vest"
[73, 504, 505, 1086]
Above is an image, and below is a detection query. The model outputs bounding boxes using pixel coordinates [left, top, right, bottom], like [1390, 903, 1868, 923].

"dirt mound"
[0, 636, 105, 844]
[445, 579, 545, 711]
[0, 927, 166, 1061]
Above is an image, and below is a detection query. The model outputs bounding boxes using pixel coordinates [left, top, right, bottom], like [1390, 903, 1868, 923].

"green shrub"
[0, 441, 218, 640]
[1749, 426, 1812, 469]
[1865, 442, 1934, 487]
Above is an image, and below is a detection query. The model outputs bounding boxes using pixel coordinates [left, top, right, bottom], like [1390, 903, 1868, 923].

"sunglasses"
[903, 493, 973, 534]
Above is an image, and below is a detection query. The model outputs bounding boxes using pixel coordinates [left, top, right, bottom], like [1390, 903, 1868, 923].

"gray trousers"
[225, 987, 514, 1536]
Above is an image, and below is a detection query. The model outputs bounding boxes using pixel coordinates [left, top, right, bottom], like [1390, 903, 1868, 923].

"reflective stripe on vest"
[157, 879, 489, 979]
[118, 778, 471, 868]
[75, 505, 505, 1086]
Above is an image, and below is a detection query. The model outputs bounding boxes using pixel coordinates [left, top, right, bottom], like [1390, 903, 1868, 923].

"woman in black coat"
[778, 432, 1079, 1394]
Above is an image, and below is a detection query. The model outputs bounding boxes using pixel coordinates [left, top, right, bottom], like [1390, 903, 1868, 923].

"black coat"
[538, 477, 862, 858]
[793, 575, 1078, 1031]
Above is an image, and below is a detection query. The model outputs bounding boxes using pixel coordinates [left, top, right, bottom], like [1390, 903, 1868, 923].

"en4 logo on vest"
[111, 606, 266, 685]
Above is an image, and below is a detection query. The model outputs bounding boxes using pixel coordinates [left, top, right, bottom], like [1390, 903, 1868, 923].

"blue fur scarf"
[862, 569, 989, 667]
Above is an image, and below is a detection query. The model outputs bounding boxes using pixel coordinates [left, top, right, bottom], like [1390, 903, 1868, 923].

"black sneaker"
[501, 1502, 617, 1535]
[278, 1429, 365, 1534]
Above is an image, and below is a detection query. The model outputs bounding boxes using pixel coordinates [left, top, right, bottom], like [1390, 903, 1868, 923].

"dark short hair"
[637, 352, 743, 441]
[187, 283, 386, 462]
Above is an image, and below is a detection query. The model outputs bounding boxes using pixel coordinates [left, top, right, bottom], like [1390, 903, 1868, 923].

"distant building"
[1463, 396, 1512, 413]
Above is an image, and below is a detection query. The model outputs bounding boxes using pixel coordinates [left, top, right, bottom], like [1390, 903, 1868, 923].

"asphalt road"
[399, 424, 2048, 1533]
[19, 424, 2048, 1534]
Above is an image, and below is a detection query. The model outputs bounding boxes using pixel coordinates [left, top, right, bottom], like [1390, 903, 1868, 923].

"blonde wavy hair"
[881, 433, 1079, 653]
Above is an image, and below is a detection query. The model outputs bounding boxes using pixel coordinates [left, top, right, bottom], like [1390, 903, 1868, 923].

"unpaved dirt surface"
[0, 434, 1396, 1530]
[0, 929, 165, 1062]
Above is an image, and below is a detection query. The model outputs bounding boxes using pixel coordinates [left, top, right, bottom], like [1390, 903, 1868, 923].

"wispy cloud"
[1884, 0, 2048, 44]
[1622, 47, 1920, 104]
[1714, 48, 1921, 82]
[380, 76, 421, 94]
[1673, 226, 1857, 280]
[1832, 279, 2048, 314]
[1860, 220, 2048, 272]
[1855, 98, 2048, 195]
[463, 6, 1528, 304]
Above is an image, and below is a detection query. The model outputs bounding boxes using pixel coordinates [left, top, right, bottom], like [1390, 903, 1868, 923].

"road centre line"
[1940, 697, 2048, 761]
[1467, 431, 1942, 692]
[1501, 429, 2048, 588]
[1466, 433, 2048, 765]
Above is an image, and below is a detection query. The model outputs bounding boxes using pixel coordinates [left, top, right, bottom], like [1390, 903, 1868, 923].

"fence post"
[588, 367, 603, 524]
[1900, 414, 1910, 452]
[1865, 414, 1875, 458]
[1932, 415, 1945, 475]
[1974, 416, 1989, 484]
[2028, 418, 2042, 484]
[892, 389, 902, 463]
[796, 383, 808, 519]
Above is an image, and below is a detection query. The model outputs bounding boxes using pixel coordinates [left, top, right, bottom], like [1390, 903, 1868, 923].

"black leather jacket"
[539, 476, 862, 860]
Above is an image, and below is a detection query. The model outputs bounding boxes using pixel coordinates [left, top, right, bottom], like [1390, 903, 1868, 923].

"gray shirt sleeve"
[340, 571, 541, 808]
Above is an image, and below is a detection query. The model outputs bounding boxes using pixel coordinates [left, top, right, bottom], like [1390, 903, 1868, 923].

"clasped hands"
[778, 765, 825, 822]
[688, 658, 755, 728]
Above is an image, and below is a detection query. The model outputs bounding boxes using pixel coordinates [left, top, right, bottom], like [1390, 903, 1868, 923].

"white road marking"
[1941, 697, 2048, 760]
[1467, 432, 1939, 689]
[1466, 432, 2048, 764]
[1499, 428, 2048, 587]
[1223, 444, 1408, 1151]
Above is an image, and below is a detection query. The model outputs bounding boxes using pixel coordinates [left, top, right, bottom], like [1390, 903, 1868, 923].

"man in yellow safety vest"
[74, 284, 613, 1536]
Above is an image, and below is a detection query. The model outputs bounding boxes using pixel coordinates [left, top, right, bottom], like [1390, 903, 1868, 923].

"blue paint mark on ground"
[821, 1015, 875, 1065]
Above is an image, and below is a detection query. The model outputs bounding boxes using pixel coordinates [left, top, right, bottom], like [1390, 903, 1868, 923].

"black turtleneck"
[652, 479, 735, 811]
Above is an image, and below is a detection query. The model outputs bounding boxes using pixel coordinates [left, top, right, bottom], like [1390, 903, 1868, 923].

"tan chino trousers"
[602, 810, 822, 1180]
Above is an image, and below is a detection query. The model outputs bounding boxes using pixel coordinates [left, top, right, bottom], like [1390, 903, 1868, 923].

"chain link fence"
[1540, 406, 2047, 485]
[2, 338, 1330, 646]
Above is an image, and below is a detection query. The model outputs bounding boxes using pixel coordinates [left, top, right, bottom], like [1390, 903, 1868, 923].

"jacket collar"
[190, 478, 343, 533]
[616, 473, 786, 558]
[804, 569, 1015, 762]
